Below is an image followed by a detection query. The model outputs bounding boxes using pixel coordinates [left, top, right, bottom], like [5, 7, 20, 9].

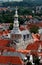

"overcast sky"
[10, 0, 23, 1]
[0, 0, 36, 2]
[1, 0, 23, 2]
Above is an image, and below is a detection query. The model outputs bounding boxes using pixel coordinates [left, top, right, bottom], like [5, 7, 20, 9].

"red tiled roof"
[0, 56, 10, 64]
[32, 33, 40, 41]
[0, 8, 7, 11]
[0, 56, 24, 65]
[26, 33, 42, 50]
[27, 22, 42, 29]
[3, 31, 8, 35]
[37, 22, 42, 27]
[5, 47, 16, 52]
[31, 51, 38, 56]
[0, 39, 10, 47]
[3, 30, 10, 35]
[26, 43, 38, 50]
[0, 47, 16, 52]
[11, 56, 24, 65]
[0, 30, 10, 36]
[20, 25, 26, 31]
[38, 52, 42, 57]
[26, 41, 42, 50]
[17, 49, 31, 54]
[0, 32, 3, 36]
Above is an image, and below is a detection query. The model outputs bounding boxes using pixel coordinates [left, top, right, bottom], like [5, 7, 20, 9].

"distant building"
[0, 1, 3, 7]
[36, 6, 42, 13]
[0, 23, 10, 31]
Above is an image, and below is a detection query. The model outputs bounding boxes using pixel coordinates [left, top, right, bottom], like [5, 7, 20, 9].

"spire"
[11, 6, 21, 34]
[13, 7, 19, 28]
[11, 6, 21, 43]
[14, 7, 18, 18]
[15, 7, 18, 15]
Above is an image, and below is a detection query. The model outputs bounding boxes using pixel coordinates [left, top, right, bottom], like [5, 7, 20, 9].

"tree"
[18, 17, 24, 25]
[26, 62, 32, 65]
[9, 23, 13, 30]
[33, 56, 40, 65]
[30, 26, 39, 34]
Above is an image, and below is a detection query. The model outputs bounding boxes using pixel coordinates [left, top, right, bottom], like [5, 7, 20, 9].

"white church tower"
[11, 7, 21, 43]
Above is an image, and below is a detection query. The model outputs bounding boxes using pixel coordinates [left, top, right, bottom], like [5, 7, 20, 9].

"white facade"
[21, 30, 30, 41]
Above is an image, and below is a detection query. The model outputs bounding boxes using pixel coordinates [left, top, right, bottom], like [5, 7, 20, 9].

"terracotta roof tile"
[17, 49, 31, 54]
[38, 52, 42, 57]
[27, 22, 42, 29]
[0, 56, 24, 65]
[26, 41, 42, 50]
[11, 56, 24, 64]
[20, 25, 26, 31]
[0, 39, 10, 47]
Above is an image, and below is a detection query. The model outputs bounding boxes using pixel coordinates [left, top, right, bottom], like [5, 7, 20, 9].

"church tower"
[11, 7, 21, 43]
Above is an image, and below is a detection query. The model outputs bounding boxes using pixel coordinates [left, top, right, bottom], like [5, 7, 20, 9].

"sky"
[0, 0, 36, 2]
[14, 0, 23, 1]
[0, 0, 23, 2]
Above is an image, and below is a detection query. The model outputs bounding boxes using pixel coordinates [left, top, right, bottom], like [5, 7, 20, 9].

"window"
[23, 35, 26, 40]
[27, 34, 29, 38]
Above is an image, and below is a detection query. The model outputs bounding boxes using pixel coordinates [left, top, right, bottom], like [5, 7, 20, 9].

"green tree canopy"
[9, 23, 13, 30]
[30, 26, 39, 34]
